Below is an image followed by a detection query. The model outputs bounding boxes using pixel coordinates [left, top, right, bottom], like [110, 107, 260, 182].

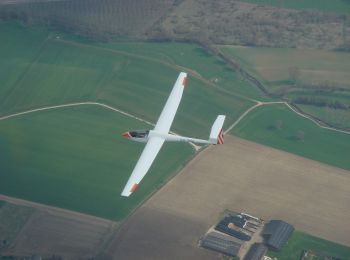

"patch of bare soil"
[0, 195, 117, 259]
[107, 135, 350, 259]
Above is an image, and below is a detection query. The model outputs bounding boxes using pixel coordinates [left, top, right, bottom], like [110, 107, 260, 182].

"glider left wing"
[121, 137, 165, 197]
[154, 72, 187, 134]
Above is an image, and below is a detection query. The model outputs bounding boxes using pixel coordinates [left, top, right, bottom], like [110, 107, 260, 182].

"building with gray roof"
[201, 231, 243, 257]
[262, 220, 294, 251]
[244, 243, 268, 260]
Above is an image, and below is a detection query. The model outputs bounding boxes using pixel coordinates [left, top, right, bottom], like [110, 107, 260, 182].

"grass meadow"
[232, 104, 350, 170]
[0, 21, 255, 219]
[0, 106, 194, 220]
[298, 104, 350, 129]
[98, 41, 266, 101]
[241, 0, 350, 15]
[0, 22, 254, 138]
[267, 231, 350, 259]
[221, 46, 350, 90]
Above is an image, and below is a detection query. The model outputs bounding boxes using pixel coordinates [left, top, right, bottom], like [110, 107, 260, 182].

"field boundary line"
[283, 102, 350, 135]
[0, 194, 115, 224]
[0, 102, 201, 150]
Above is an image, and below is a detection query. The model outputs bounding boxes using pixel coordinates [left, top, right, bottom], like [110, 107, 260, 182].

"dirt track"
[107, 135, 350, 259]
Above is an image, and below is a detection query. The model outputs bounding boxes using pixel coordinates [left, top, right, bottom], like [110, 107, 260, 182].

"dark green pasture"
[0, 106, 193, 220]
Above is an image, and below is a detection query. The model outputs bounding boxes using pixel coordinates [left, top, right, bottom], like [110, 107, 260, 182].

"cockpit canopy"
[129, 130, 150, 138]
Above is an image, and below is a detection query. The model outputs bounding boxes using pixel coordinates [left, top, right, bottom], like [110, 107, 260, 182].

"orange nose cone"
[122, 132, 129, 137]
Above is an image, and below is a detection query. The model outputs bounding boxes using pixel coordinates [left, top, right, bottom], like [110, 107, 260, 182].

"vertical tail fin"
[209, 115, 226, 144]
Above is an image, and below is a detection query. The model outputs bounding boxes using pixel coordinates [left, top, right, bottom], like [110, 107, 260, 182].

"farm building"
[262, 220, 294, 251]
[201, 231, 244, 257]
[244, 243, 268, 260]
[215, 215, 251, 241]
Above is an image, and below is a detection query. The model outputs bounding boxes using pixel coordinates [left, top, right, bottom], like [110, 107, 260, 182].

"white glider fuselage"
[122, 129, 214, 144]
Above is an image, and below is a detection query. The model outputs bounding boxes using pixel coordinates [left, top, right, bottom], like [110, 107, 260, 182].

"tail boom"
[149, 114, 226, 145]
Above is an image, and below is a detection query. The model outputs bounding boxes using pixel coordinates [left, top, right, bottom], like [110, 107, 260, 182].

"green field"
[232, 104, 350, 170]
[298, 104, 350, 129]
[242, 0, 350, 15]
[222, 46, 350, 129]
[98, 42, 266, 101]
[0, 22, 254, 138]
[221, 46, 350, 90]
[0, 21, 260, 220]
[267, 231, 350, 259]
[0, 106, 194, 220]
[1, 21, 350, 221]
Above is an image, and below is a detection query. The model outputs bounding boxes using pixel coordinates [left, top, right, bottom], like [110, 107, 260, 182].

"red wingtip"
[130, 183, 138, 193]
[182, 76, 187, 87]
[122, 132, 130, 137]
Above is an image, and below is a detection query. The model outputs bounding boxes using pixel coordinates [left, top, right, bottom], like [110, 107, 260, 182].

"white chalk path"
[0, 100, 348, 153]
[0, 102, 201, 151]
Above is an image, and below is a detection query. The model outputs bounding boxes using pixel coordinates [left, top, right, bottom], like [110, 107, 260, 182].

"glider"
[121, 72, 226, 197]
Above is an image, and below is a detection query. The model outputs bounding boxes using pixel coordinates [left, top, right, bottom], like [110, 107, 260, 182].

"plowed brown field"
[107, 135, 350, 259]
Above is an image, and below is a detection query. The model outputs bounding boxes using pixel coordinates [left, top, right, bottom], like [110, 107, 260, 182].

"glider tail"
[209, 115, 226, 144]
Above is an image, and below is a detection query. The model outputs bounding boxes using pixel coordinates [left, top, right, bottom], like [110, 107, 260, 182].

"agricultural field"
[0, 21, 257, 220]
[298, 104, 350, 129]
[108, 136, 350, 258]
[1, 0, 349, 51]
[0, 201, 35, 251]
[1, 20, 350, 223]
[0, 21, 254, 138]
[0, 106, 194, 220]
[267, 231, 350, 259]
[221, 46, 350, 90]
[0, 197, 117, 258]
[242, 0, 350, 14]
[98, 41, 266, 101]
[232, 104, 350, 170]
[0, 0, 175, 37]
[222, 46, 350, 129]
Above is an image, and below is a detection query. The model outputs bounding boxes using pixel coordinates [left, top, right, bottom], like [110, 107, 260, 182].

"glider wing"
[154, 72, 187, 133]
[121, 137, 165, 197]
